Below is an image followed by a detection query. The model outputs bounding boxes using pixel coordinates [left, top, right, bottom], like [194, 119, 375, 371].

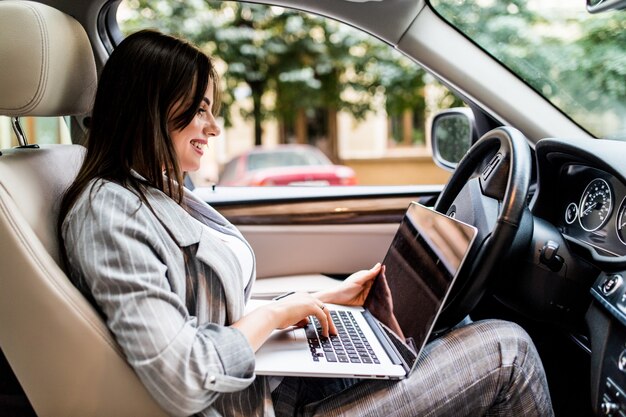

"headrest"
[0, 1, 97, 117]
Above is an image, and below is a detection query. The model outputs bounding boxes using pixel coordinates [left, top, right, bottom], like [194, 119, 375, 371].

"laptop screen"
[363, 202, 477, 362]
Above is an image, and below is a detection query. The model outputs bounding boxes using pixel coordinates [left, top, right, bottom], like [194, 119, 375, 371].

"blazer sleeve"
[62, 183, 256, 416]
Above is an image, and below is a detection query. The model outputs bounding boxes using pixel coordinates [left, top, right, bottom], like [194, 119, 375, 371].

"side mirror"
[430, 108, 478, 171]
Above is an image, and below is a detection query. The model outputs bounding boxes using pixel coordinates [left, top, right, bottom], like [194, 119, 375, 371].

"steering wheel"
[434, 126, 532, 329]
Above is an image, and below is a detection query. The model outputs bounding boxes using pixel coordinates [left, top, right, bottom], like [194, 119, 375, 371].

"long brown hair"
[59, 29, 219, 237]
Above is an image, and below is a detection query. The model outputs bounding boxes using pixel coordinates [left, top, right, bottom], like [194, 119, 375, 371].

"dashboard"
[557, 165, 626, 257]
[531, 137, 626, 416]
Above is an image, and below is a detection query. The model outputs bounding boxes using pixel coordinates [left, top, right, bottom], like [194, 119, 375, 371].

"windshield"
[430, 0, 626, 140]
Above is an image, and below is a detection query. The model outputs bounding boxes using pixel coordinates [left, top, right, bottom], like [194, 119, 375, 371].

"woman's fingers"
[272, 292, 337, 337]
[321, 303, 337, 336]
[312, 302, 337, 338]
[350, 262, 382, 284]
[294, 317, 310, 327]
[364, 262, 382, 279]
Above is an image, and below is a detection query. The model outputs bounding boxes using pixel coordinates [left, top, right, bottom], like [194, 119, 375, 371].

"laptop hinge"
[362, 310, 416, 374]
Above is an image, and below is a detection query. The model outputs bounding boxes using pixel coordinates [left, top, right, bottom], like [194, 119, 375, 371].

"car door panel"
[206, 189, 441, 295]
[239, 223, 398, 279]
[218, 196, 412, 282]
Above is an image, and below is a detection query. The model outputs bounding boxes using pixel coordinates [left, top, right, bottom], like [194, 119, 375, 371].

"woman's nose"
[203, 117, 221, 137]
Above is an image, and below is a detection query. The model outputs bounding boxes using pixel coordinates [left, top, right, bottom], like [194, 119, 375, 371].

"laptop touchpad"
[268, 327, 298, 342]
[292, 328, 306, 342]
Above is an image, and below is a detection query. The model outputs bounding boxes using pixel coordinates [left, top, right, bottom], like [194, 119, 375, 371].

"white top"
[202, 223, 254, 289]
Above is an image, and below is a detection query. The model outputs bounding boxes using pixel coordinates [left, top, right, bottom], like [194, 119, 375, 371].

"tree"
[559, 15, 626, 137]
[120, 1, 432, 149]
[431, 0, 626, 139]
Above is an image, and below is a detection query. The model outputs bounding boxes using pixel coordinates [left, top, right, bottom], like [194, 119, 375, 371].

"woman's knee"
[427, 319, 544, 381]
[468, 319, 539, 366]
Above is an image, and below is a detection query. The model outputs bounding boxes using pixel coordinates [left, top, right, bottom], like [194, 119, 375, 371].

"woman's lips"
[190, 139, 206, 155]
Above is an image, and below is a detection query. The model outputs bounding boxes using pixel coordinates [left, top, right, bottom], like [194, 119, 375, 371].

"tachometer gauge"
[579, 178, 613, 232]
[616, 197, 626, 245]
[565, 202, 578, 224]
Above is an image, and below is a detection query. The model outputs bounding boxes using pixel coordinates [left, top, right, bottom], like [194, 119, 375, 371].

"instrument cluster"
[558, 165, 626, 256]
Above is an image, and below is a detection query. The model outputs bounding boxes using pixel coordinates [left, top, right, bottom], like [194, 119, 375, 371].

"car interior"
[0, 0, 625, 416]
[0, 2, 169, 415]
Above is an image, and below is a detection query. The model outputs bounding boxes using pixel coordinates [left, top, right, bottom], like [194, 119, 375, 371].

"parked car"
[1, 0, 625, 416]
[218, 145, 357, 186]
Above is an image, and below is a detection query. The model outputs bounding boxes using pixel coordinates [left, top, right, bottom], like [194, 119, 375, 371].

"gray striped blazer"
[62, 177, 272, 417]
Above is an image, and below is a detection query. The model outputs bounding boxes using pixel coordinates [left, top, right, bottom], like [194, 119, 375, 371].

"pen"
[272, 291, 295, 301]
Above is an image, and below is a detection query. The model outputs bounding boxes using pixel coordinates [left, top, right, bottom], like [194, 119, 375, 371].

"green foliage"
[431, 0, 626, 139]
[118, 1, 430, 145]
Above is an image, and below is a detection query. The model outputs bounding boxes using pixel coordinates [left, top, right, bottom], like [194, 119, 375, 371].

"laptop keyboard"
[306, 310, 380, 364]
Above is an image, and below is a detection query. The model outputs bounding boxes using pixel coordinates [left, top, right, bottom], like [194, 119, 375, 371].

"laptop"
[246, 202, 478, 379]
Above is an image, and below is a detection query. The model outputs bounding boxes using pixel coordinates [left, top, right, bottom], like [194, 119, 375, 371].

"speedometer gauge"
[578, 178, 613, 232]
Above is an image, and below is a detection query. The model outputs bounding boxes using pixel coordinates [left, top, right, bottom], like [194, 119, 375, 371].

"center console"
[589, 273, 626, 416]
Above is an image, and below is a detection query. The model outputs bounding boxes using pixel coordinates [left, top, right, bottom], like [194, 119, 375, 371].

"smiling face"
[169, 81, 220, 172]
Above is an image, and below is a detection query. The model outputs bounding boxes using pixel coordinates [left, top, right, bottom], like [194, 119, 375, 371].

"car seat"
[0, 2, 167, 416]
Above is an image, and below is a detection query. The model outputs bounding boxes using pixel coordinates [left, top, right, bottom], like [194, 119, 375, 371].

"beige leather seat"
[0, 2, 167, 416]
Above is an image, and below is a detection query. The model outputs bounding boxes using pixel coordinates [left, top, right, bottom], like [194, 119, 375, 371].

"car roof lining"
[39, 0, 425, 49]
[242, 0, 425, 46]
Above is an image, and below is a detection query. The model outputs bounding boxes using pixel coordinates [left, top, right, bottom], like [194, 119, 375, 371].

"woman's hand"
[316, 263, 381, 307]
[233, 264, 380, 352]
[232, 292, 337, 351]
[267, 292, 337, 337]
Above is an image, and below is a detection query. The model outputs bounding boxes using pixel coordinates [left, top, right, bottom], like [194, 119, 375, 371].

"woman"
[59, 30, 553, 417]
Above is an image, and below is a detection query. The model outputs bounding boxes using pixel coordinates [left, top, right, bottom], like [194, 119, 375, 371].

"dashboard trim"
[563, 233, 620, 258]
[591, 287, 626, 328]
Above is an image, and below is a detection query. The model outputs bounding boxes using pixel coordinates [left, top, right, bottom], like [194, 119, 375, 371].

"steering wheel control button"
[481, 153, 502, 181]
[601, 275, 623, 296]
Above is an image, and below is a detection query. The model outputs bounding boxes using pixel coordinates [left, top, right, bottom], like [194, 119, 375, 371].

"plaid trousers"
[271, 319, 554, 417]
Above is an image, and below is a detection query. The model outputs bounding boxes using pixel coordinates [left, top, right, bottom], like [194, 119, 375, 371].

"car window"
[0, 116, 71, 147]
[116, 1, 466, 187]
[430, 0, 626, 141]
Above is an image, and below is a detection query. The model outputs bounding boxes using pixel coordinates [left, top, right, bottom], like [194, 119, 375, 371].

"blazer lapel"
[194, 228, 245, 321]
[140, 185, 249, 321]
[184, 189, 256, 303]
